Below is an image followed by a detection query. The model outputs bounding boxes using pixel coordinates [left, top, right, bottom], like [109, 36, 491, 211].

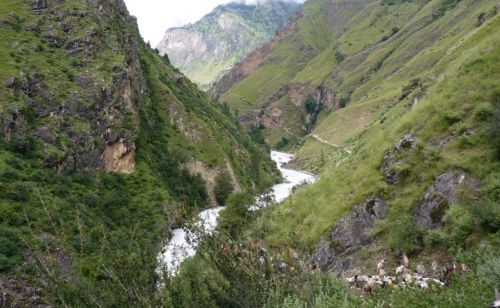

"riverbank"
[157, 151, 316, 276]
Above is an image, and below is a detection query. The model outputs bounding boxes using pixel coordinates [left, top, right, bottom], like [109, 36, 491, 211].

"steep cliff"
[0, 0, 278, 305]
[156, 0, 301, 91]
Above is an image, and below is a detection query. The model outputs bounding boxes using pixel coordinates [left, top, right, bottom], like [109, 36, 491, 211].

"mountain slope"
[212, 0, 499, 153]
[0, 0, 277, 305]
[238, 0, 500, 279]
[156, 0, 301, 91]
[211, 0, 368, 141]
[173, 0, 500, 305]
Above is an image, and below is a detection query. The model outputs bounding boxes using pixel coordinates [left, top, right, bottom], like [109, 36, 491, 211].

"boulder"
[3, 77, 16, 89]
[24, 23, 41, 32]
[412, 171, 480, 229]
[44, 25, 65, 48]
[312, 197, 388, 273]
[32, 0, 48, 11]
[381, 134, 417, 184]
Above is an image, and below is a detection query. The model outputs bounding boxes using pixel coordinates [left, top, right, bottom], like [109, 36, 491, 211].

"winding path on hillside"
[309, 134, 352, 155]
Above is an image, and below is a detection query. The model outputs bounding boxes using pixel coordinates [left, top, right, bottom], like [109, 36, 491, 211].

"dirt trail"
[310, 134, 352, 154]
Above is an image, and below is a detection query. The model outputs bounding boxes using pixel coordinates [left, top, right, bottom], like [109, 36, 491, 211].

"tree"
[214, 171, 234, 206]
[218, 192, 254, 237]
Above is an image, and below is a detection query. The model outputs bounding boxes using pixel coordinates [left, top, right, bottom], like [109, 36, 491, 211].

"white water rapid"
[157, 151, 316, 276]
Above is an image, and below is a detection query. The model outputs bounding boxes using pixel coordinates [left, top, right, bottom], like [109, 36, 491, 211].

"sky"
[123, 0, 305, 47]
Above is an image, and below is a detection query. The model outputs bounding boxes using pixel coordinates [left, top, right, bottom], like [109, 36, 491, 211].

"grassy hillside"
[251, 14, 500, 247]
[216, 0, 500, 153]
[0, 0, 277, 306]
[194, 0, 500, 305]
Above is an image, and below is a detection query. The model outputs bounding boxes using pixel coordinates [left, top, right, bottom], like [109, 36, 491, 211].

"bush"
[469, 200, 500, 233]
[0, 226, 22, 273]
[10, 135, 37, 157]
[387, 215, 423, 254]
[276, 137, 290, 150]
[433, 0, 464, 20]
[482, 172, 500, 201]
[491, 91, 500, 159]
[304, 96, 317, 114]
[214, 171, 234, 206]
[218, 192, 254, 237]
[335, 50, 345, 63]
[478, 254, 500, 289]
[426, 206, 477, 250]
[4, 182, 31, 202]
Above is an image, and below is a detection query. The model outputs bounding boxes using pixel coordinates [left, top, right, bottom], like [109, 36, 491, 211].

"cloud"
[123, 0, 305, 46]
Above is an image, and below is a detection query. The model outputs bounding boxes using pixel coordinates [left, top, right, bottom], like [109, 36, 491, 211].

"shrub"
[218, 192, 254, 237]
[433, 0, 464, 20]
[335, 51, 345, 63]
[0, 226, 22, 273]
[214, 171, 234, 206]
[304, 96, 317, 114]
[10, 135, 37, 157]
[478, 254, 500, 289]
[490, 91, 500, 159]
[482, 172, 500, 201]
[339, 97, 350, 108]
[469, 200, 500, 233]
[4, 182, 31, 202]
[387, 215, 423, 254]
[276, 137, 290, 150]
[426, 206, 476, 250]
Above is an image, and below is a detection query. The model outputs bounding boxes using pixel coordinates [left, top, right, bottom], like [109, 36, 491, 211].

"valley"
[157, 151, 316, 276]
[0, 0, 499, 307]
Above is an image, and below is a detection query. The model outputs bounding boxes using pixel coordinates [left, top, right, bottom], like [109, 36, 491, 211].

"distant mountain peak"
[156, 0, 301, 91]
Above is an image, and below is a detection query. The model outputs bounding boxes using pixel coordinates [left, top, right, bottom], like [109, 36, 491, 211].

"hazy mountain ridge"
[157, 0, 301, 90]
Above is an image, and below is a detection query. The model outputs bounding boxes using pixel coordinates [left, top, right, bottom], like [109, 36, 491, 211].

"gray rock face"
[412, 171, 480, 229]
[44, 24, 65, 48]
[312, 197, 388, 273]
[381, 134, 417, 184]
[0, 0, 145, 174]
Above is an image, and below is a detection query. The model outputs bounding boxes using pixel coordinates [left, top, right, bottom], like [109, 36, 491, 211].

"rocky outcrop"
[0, 0, 145, 174]
[312, 197, 388, 274]
[184, 159, 242, 207]
[262, 108, 283, 128]
[237, 83, 338, 131]
[273, 84, 339, 110]
[0, 275, 49, 308]
[381, 134, 418, 184]
[412, 171, 480, 229]
[32, 0, 48, 11]
[103, 138, 136, 174]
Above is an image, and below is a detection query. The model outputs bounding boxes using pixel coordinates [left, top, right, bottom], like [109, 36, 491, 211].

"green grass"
[249, 13, 500, 250]
[218, 0, 498, 156]
[0, 0, 279, 305]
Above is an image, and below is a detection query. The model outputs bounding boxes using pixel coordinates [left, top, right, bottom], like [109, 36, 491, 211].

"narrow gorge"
[0, 0, 499, 307]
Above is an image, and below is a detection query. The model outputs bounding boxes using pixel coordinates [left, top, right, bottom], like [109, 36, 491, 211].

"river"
[157, 151, 316, 276]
